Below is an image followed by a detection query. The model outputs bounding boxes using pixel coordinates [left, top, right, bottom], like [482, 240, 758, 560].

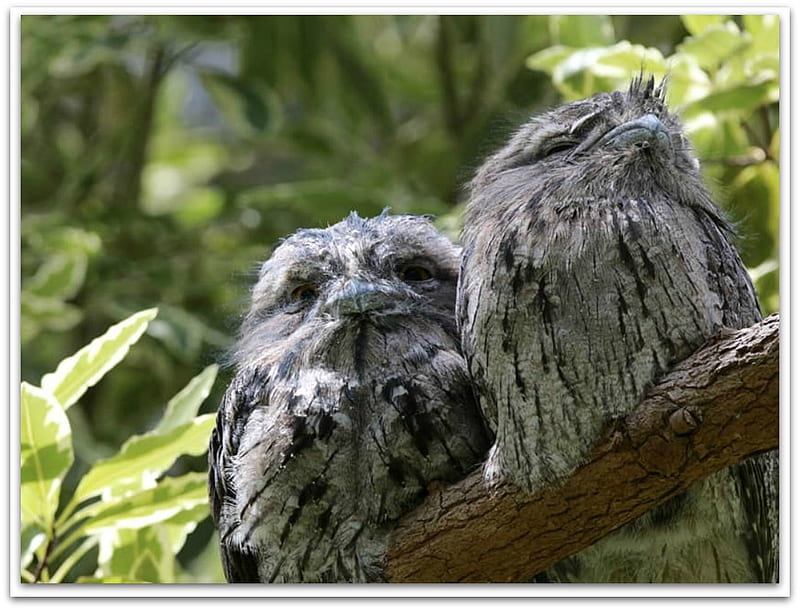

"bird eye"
[291, 284, 319, 301]
[541, 139, 576, 157]
[399, 265, 433, 283]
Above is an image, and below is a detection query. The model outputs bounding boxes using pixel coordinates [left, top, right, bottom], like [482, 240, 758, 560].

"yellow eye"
[399, 265, 433, 282]
[291, 284, 319, 301]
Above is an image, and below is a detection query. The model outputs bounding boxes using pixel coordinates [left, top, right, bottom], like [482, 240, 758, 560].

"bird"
[457, 75, 778, 582]
[208, 211, 491, 583]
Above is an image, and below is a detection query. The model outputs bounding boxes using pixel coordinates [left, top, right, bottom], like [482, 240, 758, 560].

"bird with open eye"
[458, 75, 778, 582]
[208, 211, 491, 583]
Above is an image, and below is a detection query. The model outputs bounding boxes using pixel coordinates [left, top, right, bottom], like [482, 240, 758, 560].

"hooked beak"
[324, 278, 403, 317]
[572, 113, 673, 157]
[597, 113, 672, 151]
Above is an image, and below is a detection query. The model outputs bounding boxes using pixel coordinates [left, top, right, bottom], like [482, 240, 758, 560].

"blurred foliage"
[20, 14, 779, 582]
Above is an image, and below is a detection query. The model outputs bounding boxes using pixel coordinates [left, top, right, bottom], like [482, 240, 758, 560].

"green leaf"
[26, 252, 88, 300]
[199, 70, 272, 135]
[81, 472, 209, 533]
[160, 501, 210, 554]
[21, 293, 83, 343]
[680, 15, 727, 36]
[21, 523, 48, 570]
[77, 575, 152, 583]
[95, 526, 172, 583]
[173, 187, 225, 229]
[742, 14, 780, 57]
[526, 45, 575, 76]
[530, 42, 666, 101]
[680, 80, 779, 118]
[677, 22, 747, 71]
[20, 383, 74, 530]
[549, 15, 615, 47]
[87, 474, 209, 583]
[40, 308, 158, 409]
[154, 364, 219, 435]
[73, 414, 216, 503]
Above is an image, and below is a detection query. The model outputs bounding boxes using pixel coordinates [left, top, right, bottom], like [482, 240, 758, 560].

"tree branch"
[385, 313, 780, 583]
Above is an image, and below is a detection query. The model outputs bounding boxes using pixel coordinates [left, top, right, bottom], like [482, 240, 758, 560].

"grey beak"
[325, 278, 400, 316]
[597, 113, 672, 151]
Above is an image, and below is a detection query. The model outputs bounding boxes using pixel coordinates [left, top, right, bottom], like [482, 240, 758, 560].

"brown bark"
[385, 313, 780, 583]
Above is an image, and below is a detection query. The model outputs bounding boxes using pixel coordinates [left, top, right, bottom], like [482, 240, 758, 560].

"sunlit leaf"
[531, 42, 666, 100]
[81, 472, 208, 533]
[73, 414, 215, 503]
[20, 383, 74, 530]
[680, 15, 727, 36]
[680, 79, 779, 119]
[40, 308, 158, 410]
[21, 523, 48, 570]
[742, 14, 780, 57]
[77, 575, 151, 583]
[677, 22, 747, 71]
[526, 45, 577, 75]
[88, 474, 209, 583]
[26, 253, 88, 300]
[550, 15, 615, 47]
[160, 502, 210, 554]
[94, 526, 172, 583]
[154, 364, 219, 435]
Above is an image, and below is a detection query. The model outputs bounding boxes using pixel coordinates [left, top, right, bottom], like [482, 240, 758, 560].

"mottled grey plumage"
[458, 76, 778, 582]
[209, 212, 491, 583]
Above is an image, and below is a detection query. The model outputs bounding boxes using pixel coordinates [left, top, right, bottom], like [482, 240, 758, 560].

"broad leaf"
[742, 14, 780, 57]
[40, 308, 158, 409]
[81, 472, 209, 533]
[550, 15, 615, 47]
[677, 23, 746, 71]
[20, 383, 74, 530]
[681, 80, 779, 118]
[681, 15, 727, 36]
[94, 526, 173, 584]
[526, 45, 574, 75]
[154, 364, 219, 435]
[88, 474, 209, 584]
[21, 523, 47, 571]
[73, 414, 215, 503]
[26, 252, 88, 300]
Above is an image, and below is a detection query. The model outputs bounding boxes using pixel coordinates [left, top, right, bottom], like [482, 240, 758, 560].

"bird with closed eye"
[458, 75, 778, 583]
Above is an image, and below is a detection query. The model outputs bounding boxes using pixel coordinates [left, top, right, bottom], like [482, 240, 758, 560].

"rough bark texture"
[384, 313, 779, 583]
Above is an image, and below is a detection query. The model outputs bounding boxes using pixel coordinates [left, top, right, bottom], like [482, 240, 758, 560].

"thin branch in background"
[462, 18, 489, 128]
[435, 16, 462, 138]
[31, 532, 55, 583]
[110, 43, 168, 208]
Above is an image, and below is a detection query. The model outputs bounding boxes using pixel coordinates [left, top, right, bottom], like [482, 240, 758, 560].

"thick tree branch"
[385, 313, 780, 583]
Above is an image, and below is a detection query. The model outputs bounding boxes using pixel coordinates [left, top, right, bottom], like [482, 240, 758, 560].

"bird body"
[458, 76, 778, 582]
[209, 212, 490, 582]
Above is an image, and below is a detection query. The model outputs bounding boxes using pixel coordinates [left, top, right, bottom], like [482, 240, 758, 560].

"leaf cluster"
[20, 310, 222, 583]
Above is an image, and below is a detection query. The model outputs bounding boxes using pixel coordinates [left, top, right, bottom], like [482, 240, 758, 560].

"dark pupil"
[292, 285, 318, 300]
[401, 266, 432, 282]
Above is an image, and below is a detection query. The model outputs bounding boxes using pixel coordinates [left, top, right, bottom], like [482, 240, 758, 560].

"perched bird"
[208, 211, 491, 583]
[458, 75, 778, 582]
